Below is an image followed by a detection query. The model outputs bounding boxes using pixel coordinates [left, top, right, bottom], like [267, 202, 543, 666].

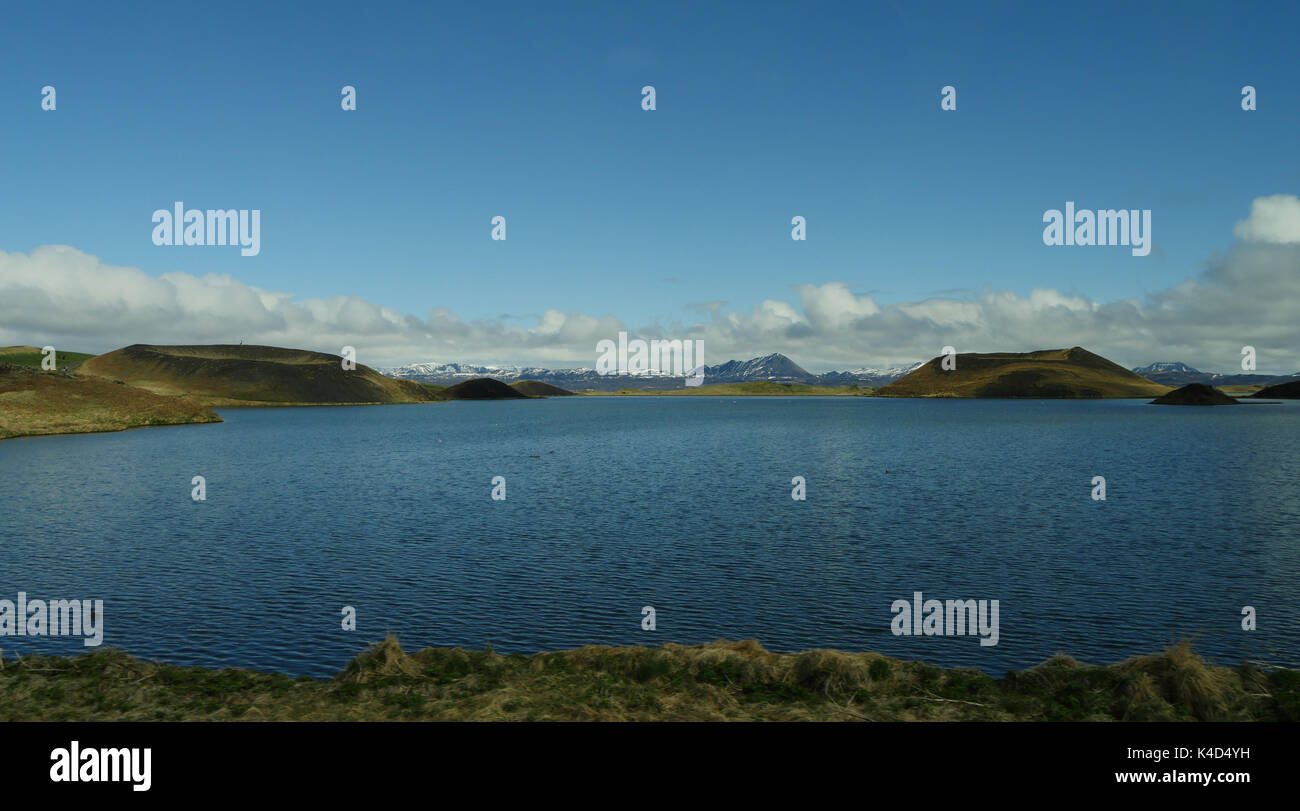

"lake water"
[2, 397, 1297, 678]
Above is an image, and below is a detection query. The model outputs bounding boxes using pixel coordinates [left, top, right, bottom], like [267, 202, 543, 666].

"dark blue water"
[2, 397, 1297, 677]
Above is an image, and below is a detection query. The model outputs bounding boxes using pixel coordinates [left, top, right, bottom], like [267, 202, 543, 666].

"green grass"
[1, 362, 222, 440]
[1, 636, 1292, 722]
[0, 346, 95, 372]
[876, 347, 1170, 398]
[77, 344, 440, 405]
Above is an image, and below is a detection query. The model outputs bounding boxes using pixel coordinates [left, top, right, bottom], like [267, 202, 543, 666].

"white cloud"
[1234, 194, 1300, 244]
[0, 245, 623, 367]
[3, 196, 1299, 373]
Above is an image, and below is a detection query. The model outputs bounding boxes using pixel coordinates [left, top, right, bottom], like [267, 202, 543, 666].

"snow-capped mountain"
[707, 353, 820, 384]
[1131, 361, 1299, 387]
[821, 360, 927, 386]
[387, 362, 586, 382]
[1131, 362, 1201, 375]
[385, 353, 925, 391]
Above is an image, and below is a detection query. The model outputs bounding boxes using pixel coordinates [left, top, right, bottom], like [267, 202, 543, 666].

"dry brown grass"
[0, 362, 221, 440]
[2, 636, 1293, 722]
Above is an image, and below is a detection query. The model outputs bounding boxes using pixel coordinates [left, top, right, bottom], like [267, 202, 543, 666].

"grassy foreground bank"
[2, 636, 1295, 721]
[0, 362, 222, 440]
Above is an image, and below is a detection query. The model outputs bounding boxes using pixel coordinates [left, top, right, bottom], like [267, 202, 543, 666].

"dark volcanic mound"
[1149, 383, 1240, 405]
[443, 378, 528, 400]
[509, 380, 575, 397]
[1252, 380, 1300, 399]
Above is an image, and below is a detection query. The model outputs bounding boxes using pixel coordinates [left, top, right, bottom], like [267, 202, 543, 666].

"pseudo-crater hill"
[874, 347, 1172, 398]
[78, 344, 440, 406]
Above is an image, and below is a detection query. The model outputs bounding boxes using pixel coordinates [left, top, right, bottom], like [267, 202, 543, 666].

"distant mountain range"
[385, 353, 926, 391]
[1131, 362, 1200, 375]
[388, 353, 1300, 393]
[1129, 362, 1300, 387]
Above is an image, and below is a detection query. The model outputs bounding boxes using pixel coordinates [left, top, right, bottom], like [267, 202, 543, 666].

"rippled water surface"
[2, 397, 1297, 677]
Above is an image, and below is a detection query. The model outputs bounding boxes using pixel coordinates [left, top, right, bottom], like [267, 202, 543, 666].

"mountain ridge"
[1130, 361, 1298, 388]
[386, 352, 924, 391]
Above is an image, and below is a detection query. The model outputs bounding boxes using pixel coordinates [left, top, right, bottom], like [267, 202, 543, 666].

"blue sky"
[2, 1, 1298, 370]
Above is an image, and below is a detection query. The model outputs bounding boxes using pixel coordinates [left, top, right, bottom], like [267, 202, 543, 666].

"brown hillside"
[78, 344, 439, 406]
[0, 362, 221, 439]
[875, 347, 1170, 398]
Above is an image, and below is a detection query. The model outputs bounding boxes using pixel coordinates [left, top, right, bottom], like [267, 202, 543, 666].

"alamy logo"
[0, 592, 103, 646]
[1042, 202, 1151, 256]
[891, 591, 999, 646]
[596, 332, 704, 386]
[152, 202, 261, 256]
[50, 741, 151, 792]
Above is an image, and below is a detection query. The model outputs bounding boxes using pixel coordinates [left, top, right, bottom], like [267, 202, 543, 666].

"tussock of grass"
[1115, 642, 1245, 720]
[339, 635, 424, 682]
[1, 637, 1293, 722]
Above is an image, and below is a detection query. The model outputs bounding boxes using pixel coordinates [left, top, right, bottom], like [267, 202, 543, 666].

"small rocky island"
[1149, 383, 1240, 405]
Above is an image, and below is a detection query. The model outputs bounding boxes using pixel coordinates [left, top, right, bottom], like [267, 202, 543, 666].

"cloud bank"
[3, 195, 1298, 373]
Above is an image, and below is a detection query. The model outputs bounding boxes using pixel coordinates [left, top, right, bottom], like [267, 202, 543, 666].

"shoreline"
[0, 415, 222, 442]
[2, 636, 1294, 721]
[0, 395, 441, 441]
[7, 392, 1290, 441]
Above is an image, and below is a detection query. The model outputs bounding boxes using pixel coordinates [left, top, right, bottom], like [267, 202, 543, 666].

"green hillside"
[876, 347, 1171, 398]
[78, 344, 439, 406]
[0, 362, 220, 440]
[0, 345, 95, 372]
